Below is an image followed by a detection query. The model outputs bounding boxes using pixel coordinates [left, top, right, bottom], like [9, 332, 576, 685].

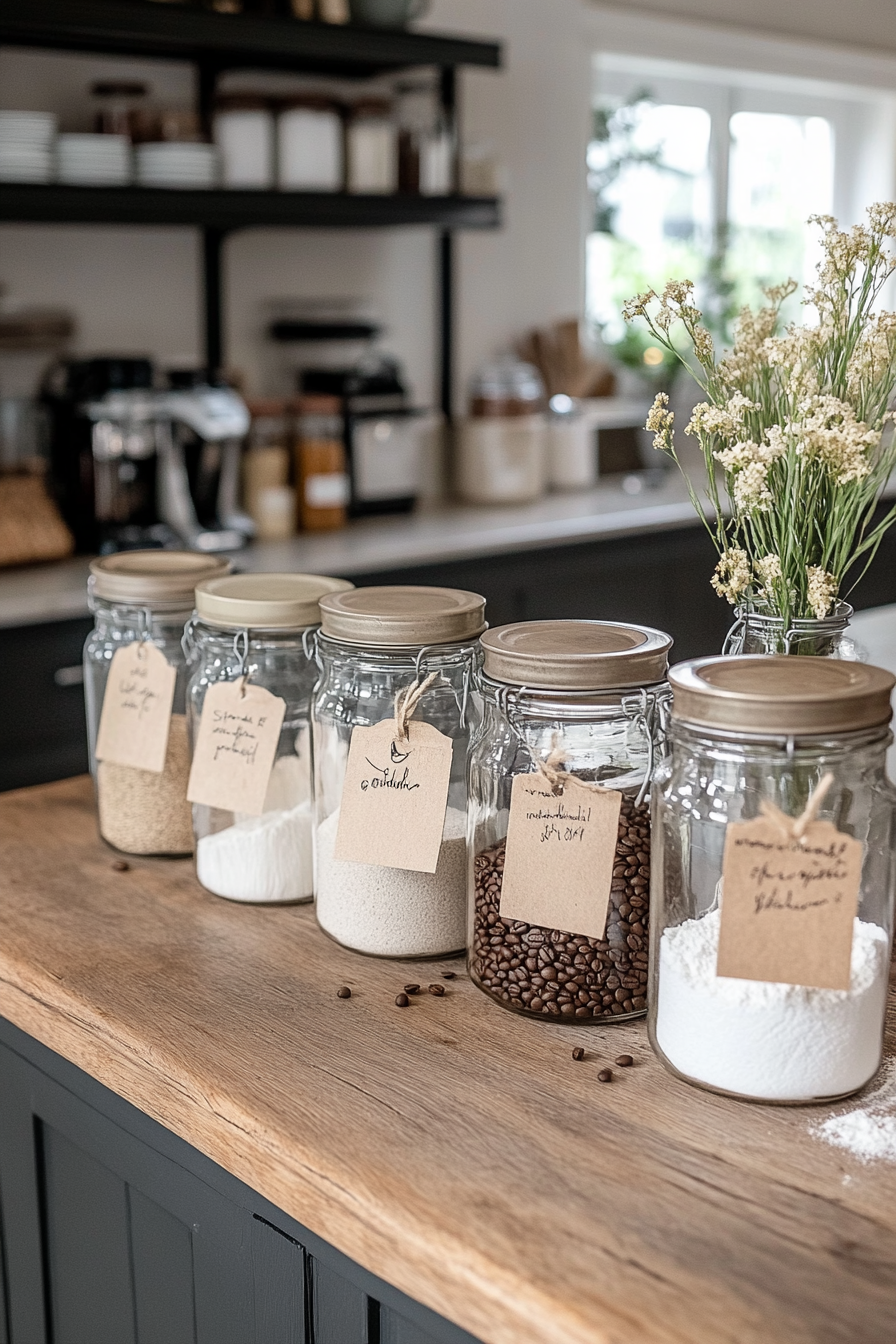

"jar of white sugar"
[186, 572, 353, 904]
[468, 620, 671, 1021]
[650, 655, 896, 1103]
[312, 585, 486, 957]
[84, 551, 231, 856]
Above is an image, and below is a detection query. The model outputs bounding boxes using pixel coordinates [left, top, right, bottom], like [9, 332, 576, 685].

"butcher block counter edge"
[2, 777, 896, 1344]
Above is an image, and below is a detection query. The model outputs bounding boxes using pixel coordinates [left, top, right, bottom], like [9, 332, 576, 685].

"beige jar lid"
[669, 655, 895, 734]
[90, 551, 231, 611]
[195, 572, 354, 631]
[319, 585, 486, 647]
[481, 619, 672, 690]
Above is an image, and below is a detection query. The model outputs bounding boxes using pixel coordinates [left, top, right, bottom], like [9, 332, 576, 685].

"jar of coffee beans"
[468, 620, 672, 1021]
[84, 551, 231, 856]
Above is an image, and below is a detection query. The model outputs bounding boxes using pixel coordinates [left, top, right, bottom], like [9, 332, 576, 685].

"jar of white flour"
[187, 571, 352, 903]
[312, 585, 486, 957]
[650, 655, 896, 1103]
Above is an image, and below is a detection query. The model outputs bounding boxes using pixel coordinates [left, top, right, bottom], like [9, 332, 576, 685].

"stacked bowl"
[0, 111, 55, 183]
[57, 133, 132, 185]
[135, 142, 218, 188]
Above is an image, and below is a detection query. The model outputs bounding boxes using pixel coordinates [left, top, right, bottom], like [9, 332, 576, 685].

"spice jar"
[242, 397, 296, 540]
[84, 551, 231, 856]
[186, 572, 353, 904]
[312, 585, 486, 957]
[296, 394, 349, 530]
[650, 655, 896, 1103]
[468, 620, 672, 1020]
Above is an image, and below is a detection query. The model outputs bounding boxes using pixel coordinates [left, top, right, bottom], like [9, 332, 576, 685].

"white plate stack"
[57, 134, 132, 186]
[0, 111, 56, 183]
[135, 142, 219, 189]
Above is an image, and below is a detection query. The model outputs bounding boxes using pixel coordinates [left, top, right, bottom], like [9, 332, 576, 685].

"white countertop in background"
[0, 472, 701, 629]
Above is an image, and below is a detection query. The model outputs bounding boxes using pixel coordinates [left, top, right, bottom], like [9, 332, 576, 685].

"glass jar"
[186, 572, 353, 903]
[214, 94, 275, 189]
[84, 551, 231, 856]
[346, 98, 397, 194]
[312, 585, 486, 957]
[650, 655, 896, 1103]
[468, 620, 672, 1020]
[296, 394, 349, 531]
[722, 600, 863, 659]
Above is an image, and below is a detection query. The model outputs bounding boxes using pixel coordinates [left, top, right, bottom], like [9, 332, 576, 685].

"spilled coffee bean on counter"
[597, 1069, 613, 1083]
[471, 793, 650, 1020]
[336, 986, 352, 999]
[111, 860, 130, 872]
[395, 993, 410, 1008]
[615, 1054, 634, 1067]
[572, 1046, 586, 1061]
[441, 971, 456, 979]
[428, 983, 446, 996]
[404, 984, 420, 995]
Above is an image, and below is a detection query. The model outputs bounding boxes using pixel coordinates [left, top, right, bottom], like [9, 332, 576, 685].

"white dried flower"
[754, 554, 783, 588]
[645, 392, 674, 452]
[806, 566, 838, 619]
[711, 549, 752, 604]
[732, 460, 773, 513]
[622, 290, 656, 322]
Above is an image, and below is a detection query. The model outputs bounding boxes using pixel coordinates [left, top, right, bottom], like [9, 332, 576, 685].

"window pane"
[586, 101, 712, 340]
[726, 111, 833, 318]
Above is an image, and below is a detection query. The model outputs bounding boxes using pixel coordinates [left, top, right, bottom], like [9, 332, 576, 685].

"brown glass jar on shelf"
[295, 394, 350, 531]
[467, 620, 672, 1021]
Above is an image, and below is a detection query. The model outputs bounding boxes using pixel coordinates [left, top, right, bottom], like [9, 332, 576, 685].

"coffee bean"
[111, 860, 130, 872]
[336, 986, 352, 999]
[597, 1069, 613, 1083]
[615, 1054, 633, 1067]
[404, 984, 420, 995]
[428, 984, 446, 996]
[395, 993, 410, 1007]
[471, 793, 650, 1023]
[441, 971, 456, 979]
[572, 1046, 586, 1061]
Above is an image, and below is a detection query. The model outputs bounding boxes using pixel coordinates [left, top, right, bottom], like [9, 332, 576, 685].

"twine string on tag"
[394, 670, 439, 741]
[531, 734, 616, 797]
[232, 628, 251, 699]
[759, 771, 834, 842]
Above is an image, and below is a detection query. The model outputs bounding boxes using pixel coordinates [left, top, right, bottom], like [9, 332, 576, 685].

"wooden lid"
[669, 655, 895, 734]
[90, 551, 231, 611]
[319, 585, 486, 648]
[195, 572, 353, 631]
[481, 619, 672, 690]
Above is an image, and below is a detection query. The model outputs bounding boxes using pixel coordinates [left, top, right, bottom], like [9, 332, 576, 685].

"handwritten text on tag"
[95, 642, 176, 773]
[187, 680, 286, 816]
[716, 815, 862, 990]
[334, 718, 453, 873]
[500, 774, 622, 939]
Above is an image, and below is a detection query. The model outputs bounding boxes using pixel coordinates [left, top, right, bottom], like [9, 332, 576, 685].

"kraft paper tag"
[187, 680, 286, 816]
[334, 719, 453, 873]
[95, 642, 176, 774]
[500, 774, 622, 938]
[716, 816, 863, 990]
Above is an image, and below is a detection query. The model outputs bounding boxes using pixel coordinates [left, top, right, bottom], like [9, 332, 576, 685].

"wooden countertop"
[2, 777, 896, 1344]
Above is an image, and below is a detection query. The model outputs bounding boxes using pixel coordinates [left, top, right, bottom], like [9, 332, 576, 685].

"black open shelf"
[0, 0, 501, 77]
[0, 183, 501, 230]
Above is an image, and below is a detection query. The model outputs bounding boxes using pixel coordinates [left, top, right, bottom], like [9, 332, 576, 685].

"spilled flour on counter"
[812, 1057, 896, 1162]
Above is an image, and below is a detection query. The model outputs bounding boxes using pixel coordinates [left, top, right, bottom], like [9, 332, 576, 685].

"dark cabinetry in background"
[0, 1018, 479, 1344]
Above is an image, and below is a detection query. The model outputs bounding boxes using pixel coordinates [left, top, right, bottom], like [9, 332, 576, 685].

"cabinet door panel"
[380, 1305, 443, 1344]
[40, 1124, 137, 1344]
[311, 1256, 370, 1343]
[251, 1216, 306, 1344]
[129, 1186, 196, 1344]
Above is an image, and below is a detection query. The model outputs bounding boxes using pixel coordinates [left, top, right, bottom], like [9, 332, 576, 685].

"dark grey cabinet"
[0, 1018, 480, 1344]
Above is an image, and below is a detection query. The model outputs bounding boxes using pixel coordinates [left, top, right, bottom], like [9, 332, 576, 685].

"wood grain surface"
[1, 776, 896, 1344]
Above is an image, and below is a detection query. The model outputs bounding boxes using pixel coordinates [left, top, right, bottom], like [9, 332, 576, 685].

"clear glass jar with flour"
[468, 620, 671, 1021]
[186, 572, 352, 903]
[312, 585, 486, 957]
[650, 655, 896, 1103]
[84, 551, 231, 856]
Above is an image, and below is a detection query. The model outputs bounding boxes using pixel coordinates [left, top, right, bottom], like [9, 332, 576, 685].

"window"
[587, 54, 896, 350]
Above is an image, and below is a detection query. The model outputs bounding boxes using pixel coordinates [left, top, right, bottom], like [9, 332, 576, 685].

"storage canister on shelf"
[84, 550, 231, 856]
[295, 394, 350, 531]
[650, 655, 896, 1103]
[312, 585, 486, 957]
[242, 397, 296, 540]
[277, 95, 343, 191]
[468, 620, 672, 1019]
[457, 359, 546, 505]
[214, 94, 275, 189]
[186, 572, 353, 904]
[346, 97, 397, 194]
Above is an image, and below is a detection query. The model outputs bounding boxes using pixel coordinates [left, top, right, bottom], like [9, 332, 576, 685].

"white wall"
[0, 0, 589, 410]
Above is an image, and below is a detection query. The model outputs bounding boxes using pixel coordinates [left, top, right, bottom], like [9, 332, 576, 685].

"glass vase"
[722, 601, 865, 660]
